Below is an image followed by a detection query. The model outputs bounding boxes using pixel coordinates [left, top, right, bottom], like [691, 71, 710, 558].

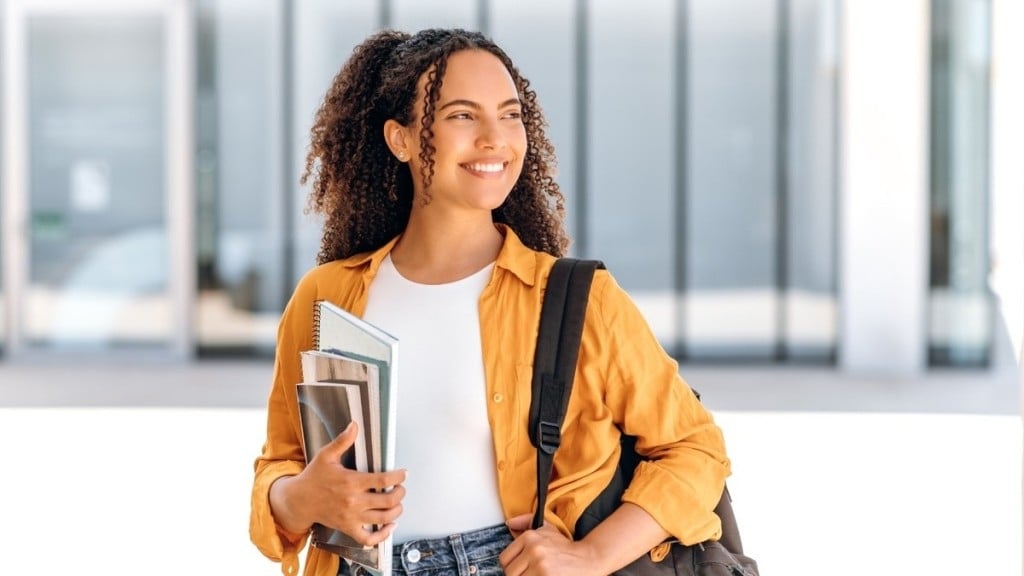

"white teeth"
[465, 162, 504, 173]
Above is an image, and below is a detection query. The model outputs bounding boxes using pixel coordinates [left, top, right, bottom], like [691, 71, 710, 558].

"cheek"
[512, 126, 528, 155]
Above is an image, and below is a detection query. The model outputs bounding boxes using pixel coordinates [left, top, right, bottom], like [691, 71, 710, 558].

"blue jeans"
[340, 523, 513, 576]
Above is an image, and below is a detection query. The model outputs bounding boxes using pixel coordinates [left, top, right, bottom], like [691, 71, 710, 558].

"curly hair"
[301, 28, 570, 264]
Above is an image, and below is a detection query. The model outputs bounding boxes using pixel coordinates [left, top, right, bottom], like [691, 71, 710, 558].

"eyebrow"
[437, 98, 521, 111]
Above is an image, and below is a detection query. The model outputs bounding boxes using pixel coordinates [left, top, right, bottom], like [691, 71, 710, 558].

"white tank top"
[362, 254, 505, 542]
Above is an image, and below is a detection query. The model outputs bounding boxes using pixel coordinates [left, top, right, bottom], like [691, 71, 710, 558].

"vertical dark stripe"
[774, 0, 790, 362]
[281, 0, 296, 308]
[380, 0, 392, 29]
[673, 0, 690, 360]
[927, 0, 943, 364]
[829, 0, 841, 365]
[195, 0, 219, 354]
[574, 0, 589, 256]
[477, 0, 490, 34]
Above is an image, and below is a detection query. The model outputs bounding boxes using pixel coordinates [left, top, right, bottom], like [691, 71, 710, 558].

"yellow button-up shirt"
[250, 225, 731, 576]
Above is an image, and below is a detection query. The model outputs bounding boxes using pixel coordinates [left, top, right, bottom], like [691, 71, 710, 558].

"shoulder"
[580, 264, 642, 332]
[290, 260, 355, 300]
[523, 256, 629, 332]
[283, 252, 377, 324]
[292, 241, 389, 297]
[545, 259, 620, 302]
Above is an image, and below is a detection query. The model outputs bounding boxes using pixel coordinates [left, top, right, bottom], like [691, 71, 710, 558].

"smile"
[461, 161, 508, 175]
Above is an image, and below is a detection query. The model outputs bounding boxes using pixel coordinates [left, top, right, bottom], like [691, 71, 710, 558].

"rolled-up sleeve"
[594, 273, 731, 545]
[250, 277, 317, 574]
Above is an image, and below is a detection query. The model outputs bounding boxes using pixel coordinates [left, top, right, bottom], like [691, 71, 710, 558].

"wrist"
[575, 537, 614, 575]
[269, 474, 313, 535]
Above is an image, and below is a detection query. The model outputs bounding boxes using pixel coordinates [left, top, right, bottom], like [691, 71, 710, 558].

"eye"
[448, 111, 473, 120]
[503, 110, 523, 120]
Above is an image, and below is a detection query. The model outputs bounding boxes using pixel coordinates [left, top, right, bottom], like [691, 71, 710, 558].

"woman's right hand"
[269, 421, 407, 546]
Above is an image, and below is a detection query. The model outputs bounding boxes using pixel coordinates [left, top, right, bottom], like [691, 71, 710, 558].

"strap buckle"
[537, 421, 561, 455]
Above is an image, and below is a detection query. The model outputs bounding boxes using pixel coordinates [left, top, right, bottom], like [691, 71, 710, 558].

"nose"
[476, 117, 507, 150]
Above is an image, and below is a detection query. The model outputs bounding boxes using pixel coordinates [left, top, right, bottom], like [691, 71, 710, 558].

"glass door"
[2, 0, 192, 360]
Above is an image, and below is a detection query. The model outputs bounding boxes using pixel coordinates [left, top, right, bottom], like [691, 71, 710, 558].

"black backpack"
[528, 258, 758, 576]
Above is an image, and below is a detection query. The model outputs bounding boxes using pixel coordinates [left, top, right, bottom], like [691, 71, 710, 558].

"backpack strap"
[527, 257, 604, 530]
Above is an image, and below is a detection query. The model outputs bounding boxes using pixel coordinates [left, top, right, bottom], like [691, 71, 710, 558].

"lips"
[461, 161, 509, 176]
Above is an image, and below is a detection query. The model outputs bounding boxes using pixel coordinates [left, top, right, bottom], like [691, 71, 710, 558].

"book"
[298, 351, 375, 475]
[296, 300, 399, 576]
[297, 351, 378, 568]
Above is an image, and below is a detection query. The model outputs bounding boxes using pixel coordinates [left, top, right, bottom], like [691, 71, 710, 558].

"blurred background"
[0, 0, 1021, 574]
[0, 0, 1020, 371]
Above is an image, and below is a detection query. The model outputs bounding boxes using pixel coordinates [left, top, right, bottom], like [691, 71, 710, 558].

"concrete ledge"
[0, 360, 1018, 415]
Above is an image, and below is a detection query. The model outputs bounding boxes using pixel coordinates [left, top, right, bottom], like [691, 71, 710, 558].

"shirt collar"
[339, 223, 539, 287]
[339, 234, 400, 277]
[493, 224, 538, 287]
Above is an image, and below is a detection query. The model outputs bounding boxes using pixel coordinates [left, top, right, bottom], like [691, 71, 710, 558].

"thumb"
[506, 513, 536, 534]
[319, 421, 358, 462]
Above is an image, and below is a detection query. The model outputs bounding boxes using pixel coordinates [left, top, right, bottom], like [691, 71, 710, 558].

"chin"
[463, 185, 513, 212]
[483, 191, 515, 212]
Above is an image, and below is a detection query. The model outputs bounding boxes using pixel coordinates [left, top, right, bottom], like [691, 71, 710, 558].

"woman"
[249, 28, 731, 576]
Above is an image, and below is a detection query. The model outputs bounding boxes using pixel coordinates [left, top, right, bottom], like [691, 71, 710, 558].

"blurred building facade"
[0, 0, 1019, 375]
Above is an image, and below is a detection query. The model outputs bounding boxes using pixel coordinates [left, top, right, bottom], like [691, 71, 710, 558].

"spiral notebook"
[300, 299, 399, 576]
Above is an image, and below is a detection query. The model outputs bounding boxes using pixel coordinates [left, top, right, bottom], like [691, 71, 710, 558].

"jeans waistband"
[393, 523, 513, 574]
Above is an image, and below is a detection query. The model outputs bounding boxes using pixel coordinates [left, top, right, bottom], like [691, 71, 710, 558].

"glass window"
[25, 15, 170, 351]
[291, 0, 379, 286]
[0, 7, 5, 355]
[784, 0, 839, 361]
[195, 0, 286, 355]
[490, 0, 577, 240]
[588, 0, 678, 345]
[685, 0, 780, 359]
[929, 0, 992, 366]
[184, 0, 841, 363]
[681, 0, 838, 361]
[391, 0, 478, 30]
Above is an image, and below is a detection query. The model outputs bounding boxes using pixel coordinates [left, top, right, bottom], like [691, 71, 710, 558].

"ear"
[383, 119, 411, 162]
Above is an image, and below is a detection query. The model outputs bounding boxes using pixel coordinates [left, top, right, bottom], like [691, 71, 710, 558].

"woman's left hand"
[499, 514, 601, 576]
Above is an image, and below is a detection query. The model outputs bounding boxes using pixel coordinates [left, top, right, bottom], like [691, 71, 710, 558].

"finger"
[322, 498, 402, 545]
[505, 513, 534, 533]
[366, 483, 405, 509]
[357, 522, 397, 547]
[365, 469, 407, 491]
[501, 554, 526, 576]
[361, 502, 404, 526]
[318, 421, 358, 464]
[339, 486, 403, 526]
[503, 557, 528, 576]
[498, 535, 523, 570]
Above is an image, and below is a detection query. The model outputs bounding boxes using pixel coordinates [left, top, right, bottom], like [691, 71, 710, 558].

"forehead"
[419, 49, 519, 103]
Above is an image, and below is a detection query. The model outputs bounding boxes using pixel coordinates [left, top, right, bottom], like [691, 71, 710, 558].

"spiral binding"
[311, 299, 323, 350]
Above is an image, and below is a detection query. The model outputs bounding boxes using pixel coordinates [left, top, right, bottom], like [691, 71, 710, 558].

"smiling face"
[385, 49, 528, 215]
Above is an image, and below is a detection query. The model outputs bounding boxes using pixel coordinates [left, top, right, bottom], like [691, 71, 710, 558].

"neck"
[390, 211, 504, 285]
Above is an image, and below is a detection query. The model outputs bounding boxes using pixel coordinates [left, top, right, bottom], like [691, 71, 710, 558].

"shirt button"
[493, 393, 504, 403]
[406, 548, 421, 563]
[469, 565, 478, 574]
[497, 460, 507, 471]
